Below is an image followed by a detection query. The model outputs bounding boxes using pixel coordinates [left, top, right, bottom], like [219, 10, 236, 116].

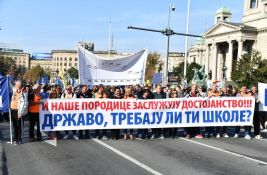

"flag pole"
[7, 108, 13, 144]
[6, 76, 13, 145]
[183, 0, 191, 81]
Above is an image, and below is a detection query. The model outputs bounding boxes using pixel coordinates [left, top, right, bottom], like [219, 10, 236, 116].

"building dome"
[195, 37, 205, 45]
[216, 6, 231, 15]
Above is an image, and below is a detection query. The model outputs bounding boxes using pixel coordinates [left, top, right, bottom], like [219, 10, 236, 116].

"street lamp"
[127, 1, 201, 84]
[164, 3, 175, 83]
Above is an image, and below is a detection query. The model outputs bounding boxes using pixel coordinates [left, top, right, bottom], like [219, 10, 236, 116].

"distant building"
[0, 48, 30, 69]
[30, 53, 53, 71]
[187, 38, 205, 65]
[168, 52, 185, 72]
[51, 50, 78, 78]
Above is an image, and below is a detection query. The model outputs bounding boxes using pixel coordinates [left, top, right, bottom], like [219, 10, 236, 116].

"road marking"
[179, 138, 267, 165]
[92, 138, 163, 175]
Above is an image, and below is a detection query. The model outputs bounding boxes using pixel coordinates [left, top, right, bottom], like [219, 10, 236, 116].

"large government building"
[188, 0, 267, 81]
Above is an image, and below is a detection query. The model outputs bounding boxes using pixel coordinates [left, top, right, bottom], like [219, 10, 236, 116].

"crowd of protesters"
[1, 80, 267, 145]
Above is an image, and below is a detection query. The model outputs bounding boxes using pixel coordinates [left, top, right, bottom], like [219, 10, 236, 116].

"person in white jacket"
[18, 87, 28, 143]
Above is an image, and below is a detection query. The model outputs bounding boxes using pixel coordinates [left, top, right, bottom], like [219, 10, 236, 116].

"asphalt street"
[1, 121, 267, 175]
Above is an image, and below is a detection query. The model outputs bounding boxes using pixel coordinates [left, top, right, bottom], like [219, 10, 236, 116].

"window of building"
[65, 57, 67, 61]
[75, 58, 78, 61]
[14, 57, 17, 60]
[69, 63, 72, 66]
[64, 63, 67, 66]
[60, 63, 62, 66]
[60, 57, 62, 61]
[69, 57, 72, 61]
[217, 17, 220, 22]
[265, 3, 267, 13]
[75, 63, 77, 66]
[250, 0, 257, 9]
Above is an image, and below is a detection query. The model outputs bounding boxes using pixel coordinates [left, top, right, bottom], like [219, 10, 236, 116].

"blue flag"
[0, 76, 11, 113]
[265, 88, 267, 106]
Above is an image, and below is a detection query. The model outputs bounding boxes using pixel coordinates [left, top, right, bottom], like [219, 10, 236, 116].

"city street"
[1, 121, 267, 175]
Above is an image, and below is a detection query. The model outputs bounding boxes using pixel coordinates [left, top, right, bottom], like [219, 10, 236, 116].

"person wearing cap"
[61, 85, 79, 140]
[28, 84, 43, 142]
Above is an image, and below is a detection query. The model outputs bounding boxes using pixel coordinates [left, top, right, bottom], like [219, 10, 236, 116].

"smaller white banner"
[258, 82, 267, 111]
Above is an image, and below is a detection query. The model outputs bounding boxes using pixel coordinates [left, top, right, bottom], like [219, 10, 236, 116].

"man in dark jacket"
[151, 85, 166, 139]
[77, 85, 92, 139]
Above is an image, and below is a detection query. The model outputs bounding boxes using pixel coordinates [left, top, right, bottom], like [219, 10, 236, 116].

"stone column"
[205, 44, 210, 75]
[217, 50, 222, 81]
[212, 43, 217, 81]
[237, 39, 244, 61]
[227, 41, 233, 80]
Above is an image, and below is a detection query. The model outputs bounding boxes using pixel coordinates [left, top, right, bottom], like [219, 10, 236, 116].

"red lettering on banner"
[42, 102, 49, 111]
[51, 102, 57, 111]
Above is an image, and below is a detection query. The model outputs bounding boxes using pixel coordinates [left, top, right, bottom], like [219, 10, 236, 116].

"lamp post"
[128, 1, 201, 84]
[164, 3, 175, 83]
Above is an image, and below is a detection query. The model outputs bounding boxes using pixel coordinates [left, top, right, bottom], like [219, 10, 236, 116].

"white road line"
[179, 138, 267, 165]
[92, 138, 163, 175]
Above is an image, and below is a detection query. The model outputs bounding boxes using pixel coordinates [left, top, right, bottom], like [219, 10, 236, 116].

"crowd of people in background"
[1, 80, 267, 145]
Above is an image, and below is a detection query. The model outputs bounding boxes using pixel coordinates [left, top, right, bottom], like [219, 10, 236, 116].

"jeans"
[235, 126, 251, 136]
[29, 112, 42, 139]
[138, 129, 148, 138]
[11, 110, 23, 141]
[215, 126, 228, 135]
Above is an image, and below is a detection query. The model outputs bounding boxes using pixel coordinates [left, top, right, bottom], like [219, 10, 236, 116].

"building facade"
[0, 48, 30, 69]
[168, 52, 185, 72]
[188, 0, 267, 82]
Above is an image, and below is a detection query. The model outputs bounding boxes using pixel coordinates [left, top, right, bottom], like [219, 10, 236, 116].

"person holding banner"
[62, 85, 79, 140]
[251, 85, 262, 139]
[137, 89, 150, 140]
[234, 86, 252, 139]
[185, 84, 203, 139]
[123, 87, 136, 140]
[28, 84, 43, 142]
[111, 87, 123, 140]
[77, 85, 92, 139]
[93, 84, 109, 139]
[47, 85, 58, 139]
[168, 88, 179, 138]
[152, 85, 166, 139]
[215, 87, 230, 138]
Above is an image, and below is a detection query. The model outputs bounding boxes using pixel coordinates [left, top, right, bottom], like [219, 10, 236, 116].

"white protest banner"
[78, 45, 147, 86]
[40, 97, 255, 131]
[258, 82, 267, 111]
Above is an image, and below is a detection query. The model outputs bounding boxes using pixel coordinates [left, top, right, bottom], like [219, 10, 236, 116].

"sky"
[0, 0, 244, 55]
